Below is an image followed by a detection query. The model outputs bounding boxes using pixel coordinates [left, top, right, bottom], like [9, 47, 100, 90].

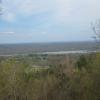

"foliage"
[0, 53, 100, 100]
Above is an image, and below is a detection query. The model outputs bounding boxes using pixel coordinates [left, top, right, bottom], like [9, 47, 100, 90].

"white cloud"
[1, 0, 73, 22]
[31, 30, 47, 35]
[0, 31, 15, 34]
[52, 0, 73, 23]
[1, 0, 100, 23]
[2, 12, 15, 22]
[2, 0, 50, 20]
[87, 0, 100, 18]
[19, 0, 52, 16]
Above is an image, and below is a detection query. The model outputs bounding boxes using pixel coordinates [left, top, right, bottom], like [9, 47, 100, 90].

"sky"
[0, 0, 100, 43]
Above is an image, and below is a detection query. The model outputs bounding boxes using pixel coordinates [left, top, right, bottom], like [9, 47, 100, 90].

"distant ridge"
[0, 41, 99, 55]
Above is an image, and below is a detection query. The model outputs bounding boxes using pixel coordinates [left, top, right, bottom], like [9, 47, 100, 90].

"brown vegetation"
[0, 53, 100, 100]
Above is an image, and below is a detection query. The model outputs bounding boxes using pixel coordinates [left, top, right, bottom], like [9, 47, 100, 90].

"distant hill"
[0, 42, 99, 55]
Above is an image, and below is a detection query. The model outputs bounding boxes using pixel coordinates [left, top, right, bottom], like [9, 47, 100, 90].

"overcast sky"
[0, 0, 100, 43]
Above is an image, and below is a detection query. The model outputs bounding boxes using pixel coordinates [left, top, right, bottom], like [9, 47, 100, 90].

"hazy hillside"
[0, 42, 99, 55]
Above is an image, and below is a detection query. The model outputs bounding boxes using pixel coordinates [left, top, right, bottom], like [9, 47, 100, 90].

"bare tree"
[91, 19, 100, 42]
